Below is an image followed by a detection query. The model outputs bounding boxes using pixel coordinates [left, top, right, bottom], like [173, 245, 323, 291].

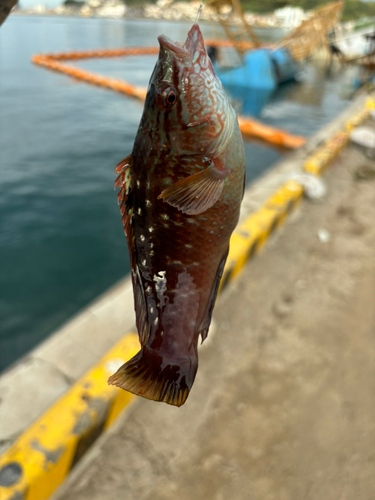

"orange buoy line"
[32, 54, 148, 101]
[31, 45, 305, 150]
[35, 47, 159, 60]
[237, 116, 306, 149]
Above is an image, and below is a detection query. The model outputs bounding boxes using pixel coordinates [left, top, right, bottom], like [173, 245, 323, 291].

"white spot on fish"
[185, 244, 193, 248]
[146, 200, 152, 207]
[200, 54, 208, 69]
[136, 180, 140, 188]
[150, 306, 154, 313]
[161, 214, 169, 220]
[192, 50, 200, 63]
[146, 285, 152, 293]
[149, 227, 154, 232]
[154, 317, 159, 326]
[201, 107, 211, 116]
[153, 271, 167, 299]
[142, 259, 146, 266]
[138, 208, 142, 215]
[140, 234, 145, 241]
[189, 74, 200, 85]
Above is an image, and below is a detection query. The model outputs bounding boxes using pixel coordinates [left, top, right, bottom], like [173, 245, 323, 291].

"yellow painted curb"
[304, 130, 349, 176]
[304, 96, 374, 176]
[345, 108, 370, 132]
[0, 334, 140, 500]
[220, 180, 304, 290]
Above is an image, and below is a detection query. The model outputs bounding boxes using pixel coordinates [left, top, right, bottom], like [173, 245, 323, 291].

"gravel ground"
[53, 138, 375, 500]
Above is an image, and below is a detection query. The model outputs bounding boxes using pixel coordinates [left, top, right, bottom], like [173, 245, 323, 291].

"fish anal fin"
[199, 248, 229, 343]
[157, 159, 227, 215]
[108, 346, 198, 407]
[115, 154, 133, 238]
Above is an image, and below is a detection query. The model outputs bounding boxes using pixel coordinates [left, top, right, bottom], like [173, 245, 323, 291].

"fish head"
[144, 24, 233, 157]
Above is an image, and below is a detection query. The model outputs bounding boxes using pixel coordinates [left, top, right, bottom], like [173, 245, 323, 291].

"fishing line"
[195, 3, 203, 24]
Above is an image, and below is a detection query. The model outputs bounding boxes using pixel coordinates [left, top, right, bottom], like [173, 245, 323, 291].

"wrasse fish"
[108, 23, 245, 407]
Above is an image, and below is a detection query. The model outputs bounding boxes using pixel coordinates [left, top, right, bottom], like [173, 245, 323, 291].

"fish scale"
[108, 23, 245, 407]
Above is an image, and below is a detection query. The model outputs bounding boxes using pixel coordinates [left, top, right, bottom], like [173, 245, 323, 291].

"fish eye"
[163, 87, 177, 109]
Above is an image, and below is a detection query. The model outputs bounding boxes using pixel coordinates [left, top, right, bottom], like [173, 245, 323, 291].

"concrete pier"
[1, 94, 359, 455]
[1, 92, 375, 500]
[51, 116, 375, 500]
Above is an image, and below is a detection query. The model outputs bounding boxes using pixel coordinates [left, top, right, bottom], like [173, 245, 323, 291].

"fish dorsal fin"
[115, 154, 133, 238]
[157, 159, 227, 215]
[199, 248, 229, 342]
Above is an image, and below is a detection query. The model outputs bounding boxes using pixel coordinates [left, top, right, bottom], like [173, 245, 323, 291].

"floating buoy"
[237, 116, 305, 149]
[32, 46, 305, 150]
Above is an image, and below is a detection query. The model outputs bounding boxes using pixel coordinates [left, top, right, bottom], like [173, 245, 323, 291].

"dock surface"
[52, 131, 375, 499]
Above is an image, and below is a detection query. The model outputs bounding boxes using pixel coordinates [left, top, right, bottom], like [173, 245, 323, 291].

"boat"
[206, 0, 342, 96]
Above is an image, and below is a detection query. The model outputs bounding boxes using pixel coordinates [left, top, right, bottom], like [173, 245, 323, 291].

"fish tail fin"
[108, 346, 198, 407]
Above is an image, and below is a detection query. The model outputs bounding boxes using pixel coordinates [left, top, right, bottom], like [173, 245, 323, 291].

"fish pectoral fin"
[115, 154, 133, 237]
[157, 160, 227, 215]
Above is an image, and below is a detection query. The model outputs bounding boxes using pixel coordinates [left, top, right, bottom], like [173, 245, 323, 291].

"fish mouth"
[184, 23, 206, 59]
[158, 23, 206, 62]
[158, 35, 189, 59]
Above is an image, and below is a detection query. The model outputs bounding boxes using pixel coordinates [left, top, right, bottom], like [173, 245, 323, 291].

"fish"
[108, 23, 246, 407]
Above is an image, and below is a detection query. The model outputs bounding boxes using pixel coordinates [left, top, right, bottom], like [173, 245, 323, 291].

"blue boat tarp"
[224, 85, 275, 117]
[270, 48, 298, 84]
[214, 48, 297, 91]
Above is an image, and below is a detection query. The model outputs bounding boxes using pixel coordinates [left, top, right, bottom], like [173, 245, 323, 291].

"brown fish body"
[108, 24, 245, 406]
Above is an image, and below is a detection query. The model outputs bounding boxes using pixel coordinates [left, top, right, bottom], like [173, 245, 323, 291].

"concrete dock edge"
[0, 92, 373, 500]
